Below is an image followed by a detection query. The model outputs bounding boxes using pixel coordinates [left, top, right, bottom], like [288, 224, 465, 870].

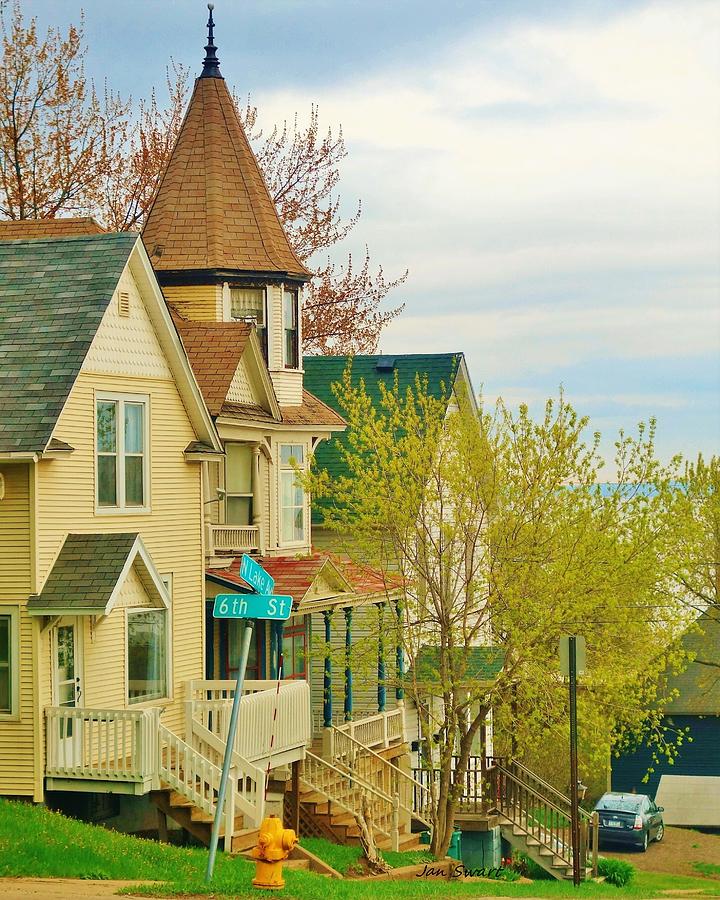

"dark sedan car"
[594, 792, 664, 852]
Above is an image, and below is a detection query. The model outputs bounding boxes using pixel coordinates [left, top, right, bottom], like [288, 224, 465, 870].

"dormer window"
[283, 287, 299, 369]
[231, 287, 267, 360]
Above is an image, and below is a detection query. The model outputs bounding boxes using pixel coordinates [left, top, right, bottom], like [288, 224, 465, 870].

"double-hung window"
[283, 287, 299, 369]
[0, 608, 19, 717]
[96, 394, 149, 511]
[282, 622, 307, 679]
[231, 287, 267, 361]
[225, 443, 253, 525]
[279, 444, 305, 544]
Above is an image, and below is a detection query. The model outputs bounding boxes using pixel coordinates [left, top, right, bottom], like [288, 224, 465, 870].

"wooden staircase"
[488, 758, 597, 881]
[285, 733, 422, 850]
[147, 722, 265, 852]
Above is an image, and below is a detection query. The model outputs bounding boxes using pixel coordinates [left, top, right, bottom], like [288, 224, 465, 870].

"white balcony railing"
[45, 706, 160, 785]
[210, 524, 260, 554]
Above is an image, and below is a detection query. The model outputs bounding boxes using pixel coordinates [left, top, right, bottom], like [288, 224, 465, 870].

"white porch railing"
[210, 524, 260, 554]
[45, 707, 159, 784]
[334, 707, 405, 750]
[187, 679, 293, 701]
[187, 679, 311, 767]
[330, 725, 432, 826]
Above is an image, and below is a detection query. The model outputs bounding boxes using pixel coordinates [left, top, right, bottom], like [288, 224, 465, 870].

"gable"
[0, 232, 137, 454]
[82, 266, 173, 380]
[226, 355, 259, 406]
[113, 562, 166, 610]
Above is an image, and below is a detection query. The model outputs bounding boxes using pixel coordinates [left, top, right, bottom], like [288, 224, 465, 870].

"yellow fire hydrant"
[250, 814, 298, 890]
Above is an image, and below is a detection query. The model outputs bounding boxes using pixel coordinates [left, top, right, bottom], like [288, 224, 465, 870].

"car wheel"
[655, 824, 664, 842]
[639, 830, 648, 852]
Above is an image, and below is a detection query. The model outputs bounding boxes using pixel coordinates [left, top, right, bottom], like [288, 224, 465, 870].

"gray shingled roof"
[665, 612, 720, 715]
[27, 533, 139, 612]
[0, 232, 137, 453]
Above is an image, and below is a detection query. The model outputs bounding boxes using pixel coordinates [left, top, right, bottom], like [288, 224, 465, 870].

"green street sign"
[213, 593, 292, 621]
[239, 553, 274, 595]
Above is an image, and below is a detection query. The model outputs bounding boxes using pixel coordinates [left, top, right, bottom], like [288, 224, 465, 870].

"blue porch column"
[344, 607, 353, 722]
[377, 603, 386, 713]
[395, 599, 404, 701]
[323, 609, 333, 728]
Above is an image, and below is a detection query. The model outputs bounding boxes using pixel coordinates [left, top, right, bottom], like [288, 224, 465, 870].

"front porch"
[44, 678, 311, 843]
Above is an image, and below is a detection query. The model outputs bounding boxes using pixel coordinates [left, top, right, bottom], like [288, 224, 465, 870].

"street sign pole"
[205, 622, 253, 883]
[569, 635, 581, 888]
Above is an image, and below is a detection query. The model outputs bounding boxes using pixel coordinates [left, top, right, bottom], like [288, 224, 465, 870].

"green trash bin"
[420, 830, 430, 845]
[448, 830, 462, 860]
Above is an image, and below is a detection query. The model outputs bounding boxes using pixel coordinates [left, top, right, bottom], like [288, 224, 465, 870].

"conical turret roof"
[143, 12, 309, 281]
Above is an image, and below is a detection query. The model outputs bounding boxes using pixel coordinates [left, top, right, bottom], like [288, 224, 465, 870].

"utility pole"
[568, 635, 581, 888]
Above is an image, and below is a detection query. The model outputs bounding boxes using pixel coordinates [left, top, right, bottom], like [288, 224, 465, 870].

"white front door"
[52, 617, 83, 767]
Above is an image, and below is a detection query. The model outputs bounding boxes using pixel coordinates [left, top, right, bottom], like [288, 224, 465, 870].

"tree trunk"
[354, 792, 390, 875]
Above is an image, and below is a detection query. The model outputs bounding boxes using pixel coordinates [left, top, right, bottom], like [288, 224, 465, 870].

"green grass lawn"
[1, 799, 718, 899]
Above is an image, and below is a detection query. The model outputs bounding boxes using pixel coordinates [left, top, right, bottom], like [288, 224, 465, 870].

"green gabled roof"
[409, 645, 505, 685]
[664, 612, 720, 715]
[0, 232, 137, 453]
[303, 353, 461, 521]
[27, 533, 139, 613]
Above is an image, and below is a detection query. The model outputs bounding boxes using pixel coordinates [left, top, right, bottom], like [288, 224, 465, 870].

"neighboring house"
[0, 226, 224, 812]
[612, 611, 720, 827]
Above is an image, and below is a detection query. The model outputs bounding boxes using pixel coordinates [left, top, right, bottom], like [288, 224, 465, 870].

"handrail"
[302, 749, 398, 846]
[190, 719, 265, 827]
[491, 757, 591, 822]
[489, 756, 592, 872]
[330, 724, 432, 824]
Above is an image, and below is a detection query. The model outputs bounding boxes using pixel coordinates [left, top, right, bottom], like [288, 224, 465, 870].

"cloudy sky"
[31, 0, 720, 464]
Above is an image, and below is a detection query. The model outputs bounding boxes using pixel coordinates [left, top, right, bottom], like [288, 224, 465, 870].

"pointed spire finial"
[201, 3, 221, 78]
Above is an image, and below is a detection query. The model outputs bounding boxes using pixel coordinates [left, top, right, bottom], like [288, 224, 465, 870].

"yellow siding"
[267, 285, 283, 370]
[0, 464, 35, 796]
[83, 271, 172, 380]
[226, 357, 255, 405]
[37, 371, 204, 737]
[83, 611, 126, 710]
[163, 284, 222, 321]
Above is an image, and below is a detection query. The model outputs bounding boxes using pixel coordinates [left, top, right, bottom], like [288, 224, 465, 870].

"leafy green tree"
[306, 367, 691, 858]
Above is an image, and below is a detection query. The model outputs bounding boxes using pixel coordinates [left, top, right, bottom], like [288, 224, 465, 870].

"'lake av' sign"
[213, 593, 292, 621]
[239, 553, 275, 594]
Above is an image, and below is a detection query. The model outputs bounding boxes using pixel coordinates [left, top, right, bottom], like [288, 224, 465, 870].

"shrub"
[598, 856, 635, 887]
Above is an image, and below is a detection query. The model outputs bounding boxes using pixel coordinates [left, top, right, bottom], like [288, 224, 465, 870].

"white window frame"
[125, 588, 171, 706]
[282, 286, 300, 370]
[224, 443, 254, 526]
[0, 606, 20, 719]
[95, 392, 151, 515]
[278, 444, 307, 548]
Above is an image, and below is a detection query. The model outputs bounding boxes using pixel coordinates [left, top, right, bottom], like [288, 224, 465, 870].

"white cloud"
[255, 1, 720, 454]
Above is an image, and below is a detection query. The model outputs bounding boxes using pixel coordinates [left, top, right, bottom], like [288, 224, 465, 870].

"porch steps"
[150, 785, 259, 852]
[497, 812, 591, 881]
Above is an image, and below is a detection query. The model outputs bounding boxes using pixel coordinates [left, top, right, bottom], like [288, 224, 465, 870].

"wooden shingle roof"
[0, 232, 137, 453]
[142, 74, 309, 281]
[172, 314, 253, 416]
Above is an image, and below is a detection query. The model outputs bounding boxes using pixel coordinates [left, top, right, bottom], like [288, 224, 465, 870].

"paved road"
[0, 879, 153, 899]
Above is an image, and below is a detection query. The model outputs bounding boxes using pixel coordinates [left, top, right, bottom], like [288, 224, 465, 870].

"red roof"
[206, 552, 396, 605]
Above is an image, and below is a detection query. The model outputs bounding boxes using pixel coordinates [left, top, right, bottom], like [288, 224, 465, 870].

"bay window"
[127, 609, 168, 703]
[231, 287, 267, 360]
[280, 445, 305, 544]
[96, 394, 148, 511]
